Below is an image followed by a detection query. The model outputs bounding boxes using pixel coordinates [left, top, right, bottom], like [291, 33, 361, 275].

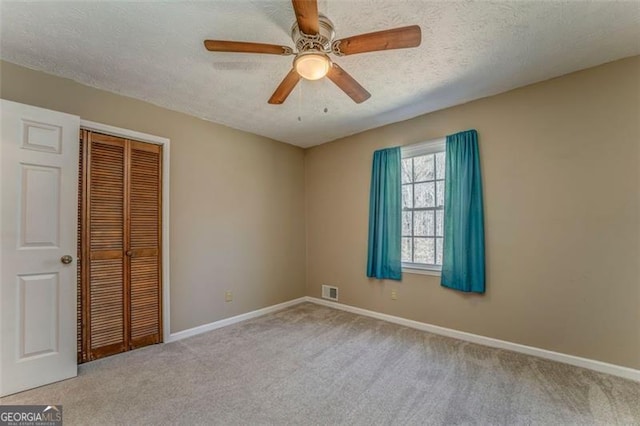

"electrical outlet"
[391, 289, 397, 300]
[225, 290, 232, 302]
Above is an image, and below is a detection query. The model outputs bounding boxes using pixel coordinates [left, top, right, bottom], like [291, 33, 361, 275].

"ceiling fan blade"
[326, 63, 371, 104]
[292, 0, 319, 35]
[268, 68, 301, 104]
[333, 25, 421, 56]
[204, 40, 293, 55]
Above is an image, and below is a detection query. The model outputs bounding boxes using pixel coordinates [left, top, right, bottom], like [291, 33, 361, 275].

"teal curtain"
[441, 130, 485, 293]
[366, 147, 402, 280]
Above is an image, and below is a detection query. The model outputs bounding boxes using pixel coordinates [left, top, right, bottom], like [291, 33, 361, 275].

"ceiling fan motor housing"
[291, 14, 335, 53]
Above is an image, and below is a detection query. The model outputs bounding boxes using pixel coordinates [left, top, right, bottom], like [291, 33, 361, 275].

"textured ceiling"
[1, 1, 639, 148]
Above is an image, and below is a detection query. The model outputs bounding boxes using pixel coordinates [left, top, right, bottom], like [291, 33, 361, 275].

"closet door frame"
[80, 120, 171, 345]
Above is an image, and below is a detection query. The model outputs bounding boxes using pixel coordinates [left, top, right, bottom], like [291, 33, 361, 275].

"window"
[401, 138, 446, 272]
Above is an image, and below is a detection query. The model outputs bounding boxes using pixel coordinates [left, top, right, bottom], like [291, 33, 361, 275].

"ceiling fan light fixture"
[294, 52, 331, 80]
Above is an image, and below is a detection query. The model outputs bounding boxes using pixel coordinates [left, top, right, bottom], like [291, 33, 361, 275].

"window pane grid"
[401, 150, 445, 268]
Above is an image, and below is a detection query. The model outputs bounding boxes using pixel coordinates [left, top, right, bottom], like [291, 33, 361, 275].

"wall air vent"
[322, 285, 339, 301]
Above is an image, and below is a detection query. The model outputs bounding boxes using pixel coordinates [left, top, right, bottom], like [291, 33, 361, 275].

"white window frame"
[401, 137, 446, 276]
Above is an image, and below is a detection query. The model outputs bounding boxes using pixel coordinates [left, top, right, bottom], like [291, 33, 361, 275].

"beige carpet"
[2, 302, 639, 425]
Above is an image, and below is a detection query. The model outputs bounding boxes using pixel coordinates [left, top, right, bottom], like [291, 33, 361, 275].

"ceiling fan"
[203, 0, 421, 105]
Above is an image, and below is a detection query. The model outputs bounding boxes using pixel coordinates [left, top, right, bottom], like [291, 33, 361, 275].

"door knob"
[126, 250, 133, 256]
[60, 255, 73, 264]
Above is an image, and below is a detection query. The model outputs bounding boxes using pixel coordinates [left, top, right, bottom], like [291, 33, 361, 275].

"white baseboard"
[166, 297, 307, 342]
[164, 294, 639, 382]
[305, 296, 640, 382]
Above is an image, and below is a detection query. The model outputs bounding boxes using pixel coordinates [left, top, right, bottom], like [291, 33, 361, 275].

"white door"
[1, 99, 79, 396]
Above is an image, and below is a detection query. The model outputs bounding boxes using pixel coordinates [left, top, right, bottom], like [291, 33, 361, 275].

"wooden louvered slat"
[89, 146, 124, 252]
[87, 262, 125, 350]
[128, 142, 162, 348]
[130, 257, 160, 342]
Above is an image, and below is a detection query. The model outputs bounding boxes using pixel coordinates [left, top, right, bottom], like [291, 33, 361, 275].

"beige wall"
[1, 60, 306, 333]
[3, 56, 639, 369]
[305, 56, 640, 369]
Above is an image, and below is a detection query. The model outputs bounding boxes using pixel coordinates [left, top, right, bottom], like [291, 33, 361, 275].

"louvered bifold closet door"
[85, 132, 127, 360]
[128, 141, 162, 348]
[78, 131, 162, 362]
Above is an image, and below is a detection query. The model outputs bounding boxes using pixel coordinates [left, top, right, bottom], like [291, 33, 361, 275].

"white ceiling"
[1, 1, 639, 148]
